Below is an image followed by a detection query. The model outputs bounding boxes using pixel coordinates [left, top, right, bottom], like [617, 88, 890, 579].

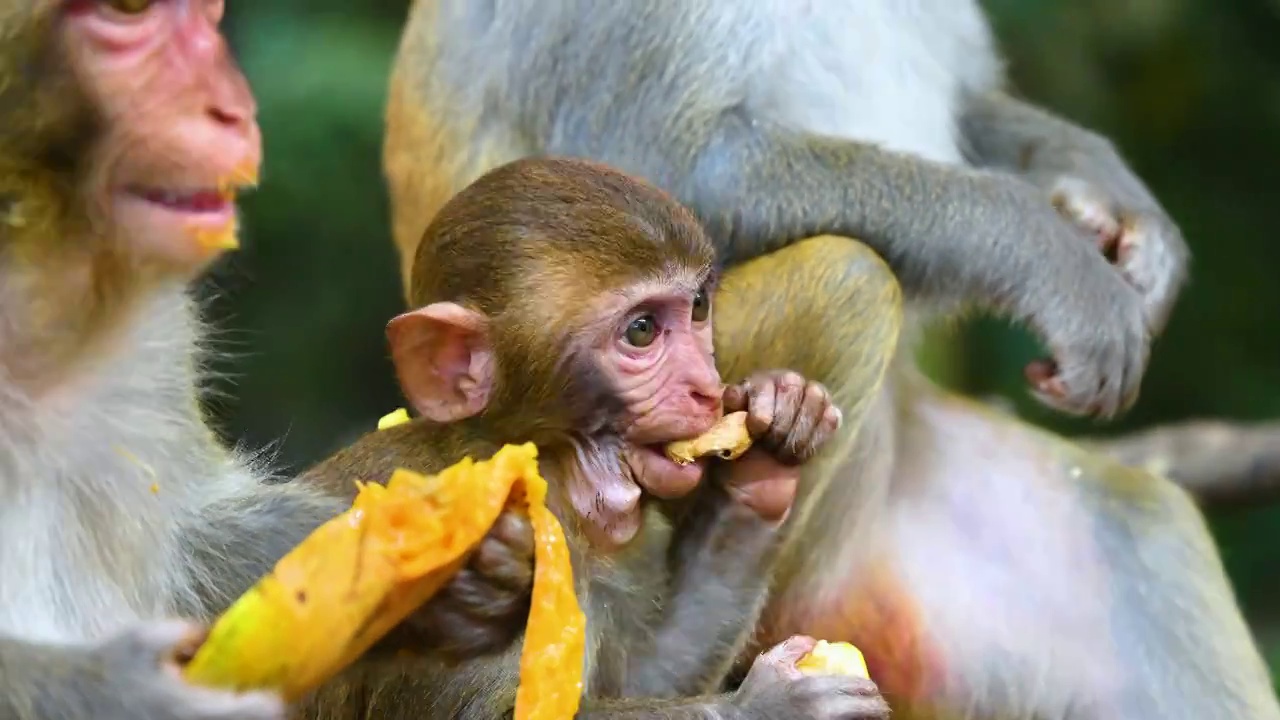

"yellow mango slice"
[182, 443, 585, 720]
[377, 407, 411, 430]
[664, 411, 752, 465]
[797, 640, 870, 679]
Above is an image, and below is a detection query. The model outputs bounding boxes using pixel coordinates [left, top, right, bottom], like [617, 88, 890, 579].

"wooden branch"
[1083, 420, 1280, 509]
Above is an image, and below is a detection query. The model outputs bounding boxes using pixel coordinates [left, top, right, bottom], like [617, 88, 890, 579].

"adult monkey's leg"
[710, 236, 1280, 720]
[711, 233, 904, 623]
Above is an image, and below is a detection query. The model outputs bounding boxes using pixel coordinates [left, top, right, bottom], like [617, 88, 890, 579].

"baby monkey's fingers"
[470, 510, 535, 593]
[735, 376, 778, 439]
[744, 635, 819, 686]
[779, 381, 842, 465]
[764, 372, 808, 450]
[395, 510, 533, 661]
[735, 639, 889, 720]
[726, 371, 801, 442]
[726, 371, 841, 464]
[787, 675, 891, 720]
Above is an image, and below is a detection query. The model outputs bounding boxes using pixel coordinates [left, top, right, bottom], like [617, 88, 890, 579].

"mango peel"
[182, 443, 585, 720]
[796, 640, 870, 679]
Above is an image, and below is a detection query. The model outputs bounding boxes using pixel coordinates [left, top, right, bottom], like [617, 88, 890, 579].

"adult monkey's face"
[0, 0, 262, 277]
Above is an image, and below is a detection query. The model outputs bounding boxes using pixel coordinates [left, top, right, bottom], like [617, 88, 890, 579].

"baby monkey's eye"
[624, 315, 658, 348]
[691, 287, 710, 322]
[102, 0, 154, 14]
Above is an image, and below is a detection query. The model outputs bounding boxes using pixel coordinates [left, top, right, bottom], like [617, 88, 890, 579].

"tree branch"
[1082, 420, 1280, 509]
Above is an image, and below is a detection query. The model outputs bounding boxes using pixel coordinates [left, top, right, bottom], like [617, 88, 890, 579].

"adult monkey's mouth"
[131, 187, 235, 214]
[116, 182, 246, 257]
[122, 159, 259, 230]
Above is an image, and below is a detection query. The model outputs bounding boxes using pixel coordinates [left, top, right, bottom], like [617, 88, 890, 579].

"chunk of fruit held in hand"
[667, 371, 844, 522]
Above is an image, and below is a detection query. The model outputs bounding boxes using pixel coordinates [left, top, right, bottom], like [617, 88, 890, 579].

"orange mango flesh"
[190, 221, 240, 253]
[182, 443, 585, 720]
[187, 159, 261, 256]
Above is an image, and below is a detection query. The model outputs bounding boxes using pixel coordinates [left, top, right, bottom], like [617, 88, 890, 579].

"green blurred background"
[213, 0, 1280, 678]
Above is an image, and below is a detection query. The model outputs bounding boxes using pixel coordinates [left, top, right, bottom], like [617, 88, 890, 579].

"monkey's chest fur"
[742, 0, 1000, 164]
[0, 299, 220, 643]
[0, 479, 172, 643]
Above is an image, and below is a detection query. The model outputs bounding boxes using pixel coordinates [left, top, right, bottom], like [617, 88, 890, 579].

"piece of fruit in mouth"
[663, 411, 752, 465]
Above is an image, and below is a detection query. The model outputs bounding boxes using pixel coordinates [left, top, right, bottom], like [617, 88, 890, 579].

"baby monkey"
[299, 157, 886, 719]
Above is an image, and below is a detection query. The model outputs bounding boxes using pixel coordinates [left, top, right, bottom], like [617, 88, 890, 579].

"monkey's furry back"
[387, 0, 1004, 295]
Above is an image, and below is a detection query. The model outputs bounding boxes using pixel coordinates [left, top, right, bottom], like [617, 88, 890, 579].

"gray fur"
[620, 490, 784, 698]
[959, 91, 1190, 334]
[405, 0, 1178, 419]
[0, 285, 328, 719]
[0, 619, 284, 720]
[389, 1, 1270, 718]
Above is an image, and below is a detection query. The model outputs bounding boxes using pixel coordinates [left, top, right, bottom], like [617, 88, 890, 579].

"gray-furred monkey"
[0, 2, 530, 718]
[383, 1, 1280, 718]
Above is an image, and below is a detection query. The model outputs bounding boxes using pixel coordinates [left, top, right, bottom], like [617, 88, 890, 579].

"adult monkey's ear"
[387, 302, 494, 423]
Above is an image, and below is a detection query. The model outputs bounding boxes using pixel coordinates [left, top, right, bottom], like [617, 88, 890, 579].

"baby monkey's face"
[591, 272, 722, 501]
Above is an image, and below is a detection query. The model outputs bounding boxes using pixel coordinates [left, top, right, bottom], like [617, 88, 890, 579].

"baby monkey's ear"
[387, 302, 494, 423]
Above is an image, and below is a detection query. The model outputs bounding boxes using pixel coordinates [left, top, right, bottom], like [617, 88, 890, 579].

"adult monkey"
[381, 2, 1280, 718]
[0, 2, 538, 718]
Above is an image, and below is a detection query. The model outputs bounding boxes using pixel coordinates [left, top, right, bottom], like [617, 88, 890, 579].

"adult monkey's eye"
[102, 0, 154, 14]
[691, 287, 710, 322]
[625, 315, 658, 348]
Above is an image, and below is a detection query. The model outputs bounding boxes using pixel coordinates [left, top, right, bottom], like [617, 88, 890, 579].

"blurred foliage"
[213, 0, 1280, 671]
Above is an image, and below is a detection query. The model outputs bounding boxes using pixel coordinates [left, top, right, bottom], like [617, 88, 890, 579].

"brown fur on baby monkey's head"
[390, 157, 725, 507]
[0, 1, 260, 277]
[407, 156, 714, 311]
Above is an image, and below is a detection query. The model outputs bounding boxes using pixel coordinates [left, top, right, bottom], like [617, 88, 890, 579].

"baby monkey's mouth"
[621, 443, 706, 500]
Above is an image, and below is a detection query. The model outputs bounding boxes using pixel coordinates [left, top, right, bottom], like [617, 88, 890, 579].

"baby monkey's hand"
[729, 635, 890, 720]
[375, 510, 534, 662]
[718, 371, 842, 522]
[723, 370, 843, 466]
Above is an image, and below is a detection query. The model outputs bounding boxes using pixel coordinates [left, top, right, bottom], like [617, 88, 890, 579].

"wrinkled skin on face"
[568, 276, 723, 546]
[607, 280, 722, 495]
[386, 269, 724, 550]
[0, 0, 262, 388]
[54, 0, 260, 274]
